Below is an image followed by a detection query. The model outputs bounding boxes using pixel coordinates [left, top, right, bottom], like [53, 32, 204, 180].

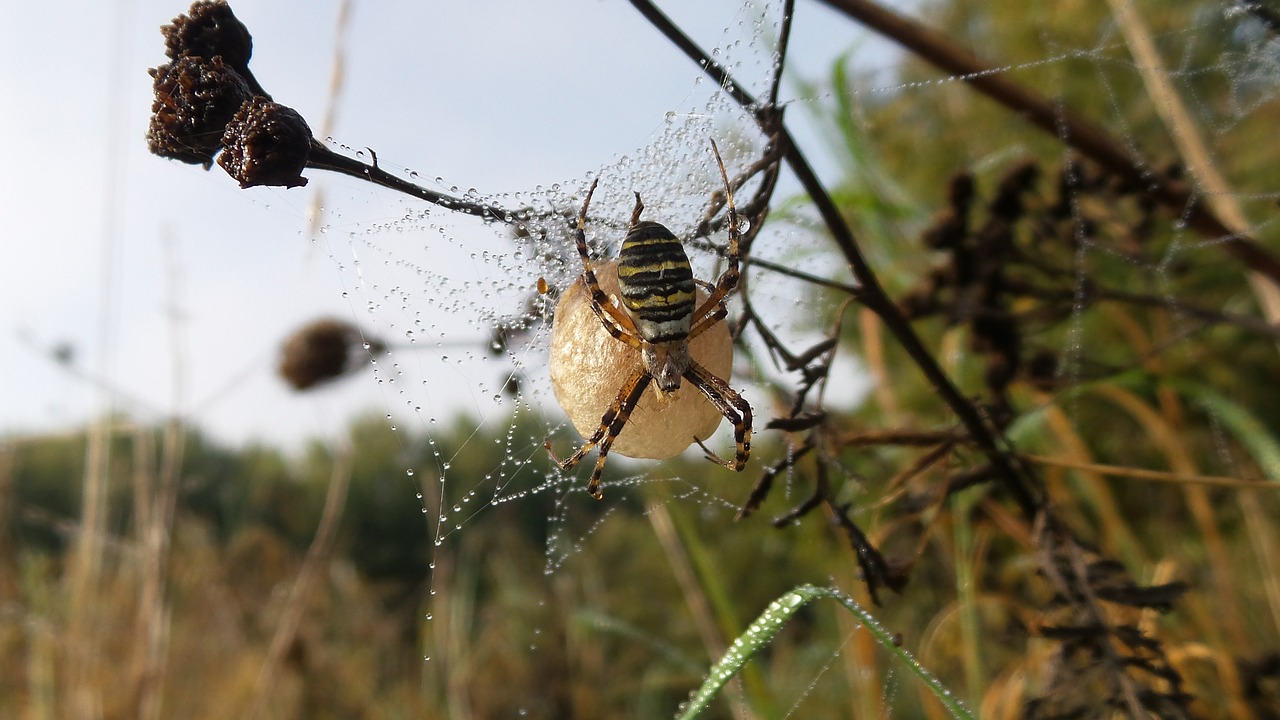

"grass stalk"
[646, 500, 758, 720]
[677, 585, 973, 720]
[0, 443, 19, 604]
[131, 419, 184, 720]
[64, 419, 111, 720]
[951, 486, 985, 707]
[243, 443, 355, 720]
[1095, 384, 1247, 648]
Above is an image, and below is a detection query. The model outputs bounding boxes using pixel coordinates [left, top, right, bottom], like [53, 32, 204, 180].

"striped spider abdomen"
[616, 220, 696, 345]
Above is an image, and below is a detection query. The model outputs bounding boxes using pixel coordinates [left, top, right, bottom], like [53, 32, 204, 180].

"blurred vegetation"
[7, 0, 1280, 718]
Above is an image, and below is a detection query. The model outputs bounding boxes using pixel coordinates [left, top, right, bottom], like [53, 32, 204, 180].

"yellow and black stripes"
[616, 220, 696, 344]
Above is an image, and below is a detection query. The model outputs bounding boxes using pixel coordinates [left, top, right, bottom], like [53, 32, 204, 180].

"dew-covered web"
[282, 0, 1280, 714]
[323, 49, 785, 522]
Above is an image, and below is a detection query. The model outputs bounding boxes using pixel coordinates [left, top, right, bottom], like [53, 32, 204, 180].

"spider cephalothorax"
[546, 141, 752, 499]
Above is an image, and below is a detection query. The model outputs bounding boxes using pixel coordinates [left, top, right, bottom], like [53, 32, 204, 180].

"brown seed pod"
[218, 97, 312, 188]
[548, 262, 733, 460]
[279, 318, 385, 391]
[162, 1, 254, 73]
[147, 54, 252, 167]
[162, 2, 252, 66]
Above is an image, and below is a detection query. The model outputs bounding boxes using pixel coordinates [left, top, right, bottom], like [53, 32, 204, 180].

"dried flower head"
[147, 54, 252, 167]
[279, 318, 385, 391]
[218, 97, 312, 188]
[162, 1, 253, 75]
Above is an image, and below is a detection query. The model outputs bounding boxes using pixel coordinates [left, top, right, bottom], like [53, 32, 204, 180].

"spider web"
[318, 3, 803, 550]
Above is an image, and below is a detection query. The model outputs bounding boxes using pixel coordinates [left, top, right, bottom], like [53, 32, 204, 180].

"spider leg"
[586, 293, 645, 349]
[690, 139, 742, 324]
[574, 179, 645, 346]
[688, 278, 729, 340]
[688, 298, 728, 340]
[545, 366, 652, 499]
[683, 360, 752, 471]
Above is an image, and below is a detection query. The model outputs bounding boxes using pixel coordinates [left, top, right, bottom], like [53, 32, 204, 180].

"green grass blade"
[1170, 379, 1280, 481]
[676, 585, 974, 720]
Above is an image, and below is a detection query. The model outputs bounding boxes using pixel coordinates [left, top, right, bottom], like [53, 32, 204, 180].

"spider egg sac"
[549, 261, 734, 460]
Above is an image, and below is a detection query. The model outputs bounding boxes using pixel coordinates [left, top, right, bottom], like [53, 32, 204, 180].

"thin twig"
[1014, 279, 1280, 340]
[768, 0, 797, 109]
[1023, 453, 1273, 489]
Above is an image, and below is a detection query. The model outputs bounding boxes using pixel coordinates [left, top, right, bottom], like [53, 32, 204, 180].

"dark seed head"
[279, 318, 385, 391]
[218, 97, 312, 188]
[147, 54, 252, 168]
[162, 1, 253, 73]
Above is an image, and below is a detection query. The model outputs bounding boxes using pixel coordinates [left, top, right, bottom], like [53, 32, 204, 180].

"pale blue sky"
[1, 0, 889, 450]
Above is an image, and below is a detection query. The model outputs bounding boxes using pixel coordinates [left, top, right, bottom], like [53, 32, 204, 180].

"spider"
[546, 140, 752, 499]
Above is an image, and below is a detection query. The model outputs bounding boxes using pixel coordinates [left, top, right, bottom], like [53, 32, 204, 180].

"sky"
[0, 0, 891, 451]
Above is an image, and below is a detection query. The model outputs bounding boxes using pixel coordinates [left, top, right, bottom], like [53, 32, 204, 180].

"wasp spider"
[546, 140, 752, 499]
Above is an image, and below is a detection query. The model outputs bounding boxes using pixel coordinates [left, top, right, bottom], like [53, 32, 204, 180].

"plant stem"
[306, 140, 517, 223]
